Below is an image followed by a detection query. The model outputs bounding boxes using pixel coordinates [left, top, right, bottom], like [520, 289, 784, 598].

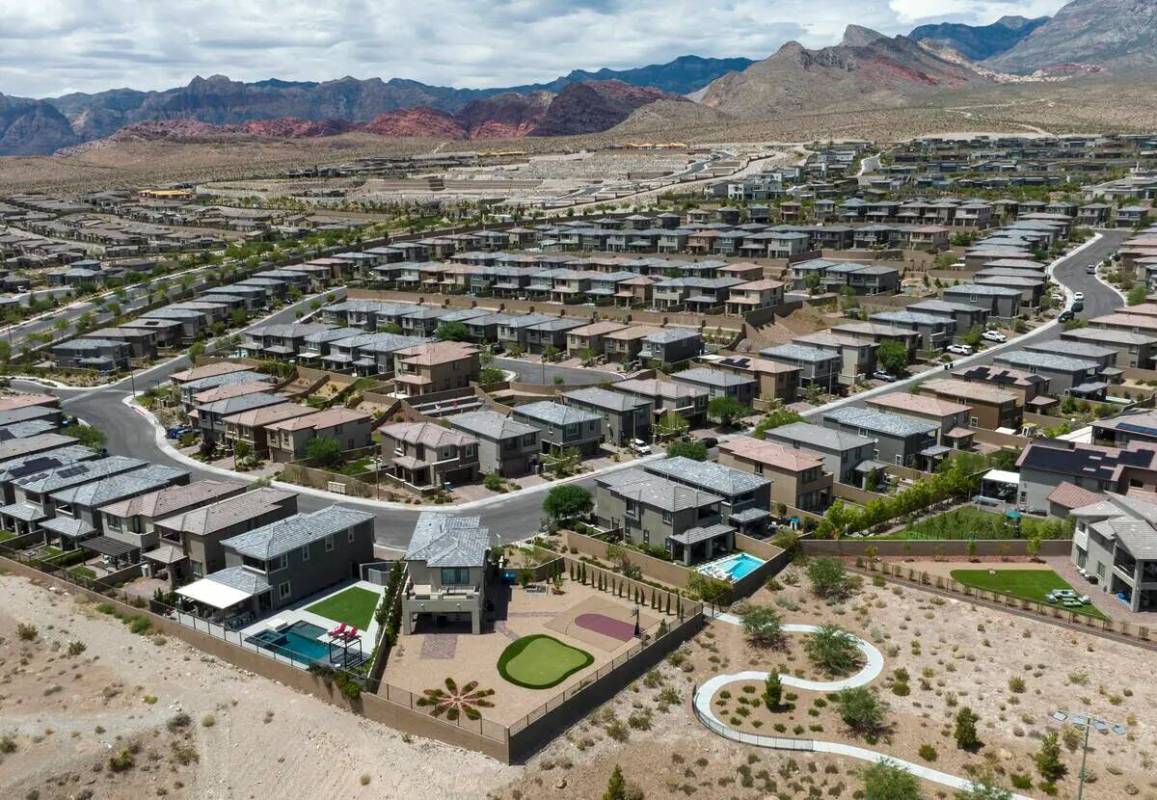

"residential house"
[195, 392, 287, 445]
[1061, 327, 1155, 370]
[829, 322, 920, 362]
[83, 327, 158, 359]
[1017, 440, 1157, 514]
[446, 410, 541, 477]
[995, 350, 1104, 397]
[949, 364, 1050, 409]
[671, 367, 755, 408]
[869, 311, 956, 350]
[823, 406, 941, 470]
[707, 355, 800, 405]
[865, 392, 974, 449]
[401, 512, 490, 634]
[379, 422, 479, 489]
[263, 408, 374, 463]
[1070, 493, 1157, 612]
[918, 378, 1023, 430]
[0, 455, 147, 536]
[566, 321, 627, 359]
[176, 506, 375, 620]
[222, 403, 318, 456]
[942, 284, 1022, 320]
[154, 487, 298, 579]
[603, 325, 660, 364]
[760, 344, 840, 395]
[791, 332, 878, 387]
[562, 387, 652, 446]
[511, 400, 603, 457]
[1092, 409, 1157, 449]
[393, 342, 480, 399]
[719, 436, 832, 513]
[763, 422, 878, 486]
[644, 456, 771, 537]
[639, 328, 702, 368]
[612, 378, 709, 428]
[907, 299, 990, 335]
[52, 339, 130, 372]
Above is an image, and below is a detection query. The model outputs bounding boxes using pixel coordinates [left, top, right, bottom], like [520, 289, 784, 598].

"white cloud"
[0, 0, 1068, 97]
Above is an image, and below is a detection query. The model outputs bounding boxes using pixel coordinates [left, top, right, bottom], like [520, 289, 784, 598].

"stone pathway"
[419, 634, 458, 659]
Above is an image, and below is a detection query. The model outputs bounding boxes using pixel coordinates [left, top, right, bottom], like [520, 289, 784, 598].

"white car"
[1074, 291, 1085, 301]
[981, 330, 1007, 343]
[630, 439, 652, 455]
[946, 343, 973, 355]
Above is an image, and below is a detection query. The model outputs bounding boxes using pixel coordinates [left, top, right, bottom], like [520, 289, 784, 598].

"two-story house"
[379, 421, 480, 489]
[719, 435, 833, 513]
[511, 400, 603, 457]
[263, 408, 374, 463]
[446, 410, 541, 477]
[562, 387, 653, 446]
[401, 512, 490, 635]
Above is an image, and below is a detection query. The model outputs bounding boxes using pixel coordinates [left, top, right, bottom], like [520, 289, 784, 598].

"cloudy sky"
[0, 0, 1070, 98]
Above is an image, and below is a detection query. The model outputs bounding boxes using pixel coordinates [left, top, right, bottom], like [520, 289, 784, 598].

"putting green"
[497, 635, 593, 689]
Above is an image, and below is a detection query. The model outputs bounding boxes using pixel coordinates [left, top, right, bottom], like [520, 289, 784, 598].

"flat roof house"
[402, 512, 490, 635]
[447, 410, 541, 477]
[511, 400, 603, 457]
[644, 456, 771, 536]
[671, 367, 755, 408]
[719, 435, 832, 513]
[595, 467, 729, 565]
[263, 408, 373, 463]
[763, 422, 878, 486]
[1070, 493, 1157, 613]
[563, 387, 652, 446]
[379, 422, 479, 490]
[918, 377, 1023, 430]
[823, 406, 941, 470]
[177, 506, 375, 623]
[154, 487, 298, 579]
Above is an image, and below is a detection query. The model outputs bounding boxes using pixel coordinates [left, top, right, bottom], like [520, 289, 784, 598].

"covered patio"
[667, 523, 734, 566]
[176, 566, 271, 629]
[40, 516, 96, 551]
[80, 535, 138, 570]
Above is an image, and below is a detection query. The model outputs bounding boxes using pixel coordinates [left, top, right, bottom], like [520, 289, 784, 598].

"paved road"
[492, 356, 619, 387]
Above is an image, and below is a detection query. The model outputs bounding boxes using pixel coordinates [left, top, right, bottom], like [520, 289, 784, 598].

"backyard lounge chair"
[344, 626, 359, 640]
[329, 623, 348, 638]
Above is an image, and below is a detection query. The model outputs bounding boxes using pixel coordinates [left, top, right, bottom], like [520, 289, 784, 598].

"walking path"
[693, 611, 1030, 799]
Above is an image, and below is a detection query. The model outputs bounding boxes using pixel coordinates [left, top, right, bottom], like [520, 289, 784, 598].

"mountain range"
[1, 0, 1156, 156]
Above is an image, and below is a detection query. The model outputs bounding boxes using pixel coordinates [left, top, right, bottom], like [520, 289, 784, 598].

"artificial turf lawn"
[950, 568, 1107, 620]
[497, 635, 594, 689]
[305, 586, 381, 629]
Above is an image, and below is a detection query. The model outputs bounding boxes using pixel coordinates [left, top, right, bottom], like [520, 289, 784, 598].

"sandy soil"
[0, 573, 516, 800]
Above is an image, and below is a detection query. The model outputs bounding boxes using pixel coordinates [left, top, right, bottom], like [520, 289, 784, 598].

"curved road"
[16, 231, 1125, 554]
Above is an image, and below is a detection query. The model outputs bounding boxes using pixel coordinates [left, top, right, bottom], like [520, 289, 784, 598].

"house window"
[662, 510, 672, 524]
[273, 554, 288, 571]
[895, 455, 903, 465]
[301, 545, 310, 562]
[325, 535, 334, 552]
[278, 581, 292, 600]
[441, 567, 470, 586]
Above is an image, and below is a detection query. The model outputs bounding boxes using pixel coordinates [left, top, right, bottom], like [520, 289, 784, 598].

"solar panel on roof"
[57, 465, 89, 478]
[1117, 422, 1157, 437]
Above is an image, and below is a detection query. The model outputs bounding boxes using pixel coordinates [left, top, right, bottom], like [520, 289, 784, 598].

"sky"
[0, 0, 1071, 98]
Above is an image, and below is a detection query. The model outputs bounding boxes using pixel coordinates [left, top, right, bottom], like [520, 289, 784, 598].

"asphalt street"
[13, 231, 1127, 554]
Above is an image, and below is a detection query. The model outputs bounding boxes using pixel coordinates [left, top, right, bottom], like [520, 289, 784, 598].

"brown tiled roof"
[1048, 482, 1104, 511]
[719, 435, 824, 472]
[264, 407, 372, 432]
[170, 361, 251, 384]
[99, 479, 246, 520]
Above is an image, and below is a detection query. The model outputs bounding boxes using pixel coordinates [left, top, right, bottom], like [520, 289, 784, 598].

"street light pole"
[1050, 708, 1125, 800]
[1076, 720, 1091, 800]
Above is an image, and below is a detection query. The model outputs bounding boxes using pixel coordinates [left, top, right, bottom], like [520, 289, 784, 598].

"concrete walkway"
[693, 612, 1030, 800]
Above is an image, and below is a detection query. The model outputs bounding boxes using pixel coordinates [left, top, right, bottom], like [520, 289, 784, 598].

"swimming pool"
[247, 621, 331, 664]
[697, 553, 766, 583]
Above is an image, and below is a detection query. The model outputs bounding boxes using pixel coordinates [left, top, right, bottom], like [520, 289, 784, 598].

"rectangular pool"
[247, 621, 331, 664]
[697, 553, 766, 583]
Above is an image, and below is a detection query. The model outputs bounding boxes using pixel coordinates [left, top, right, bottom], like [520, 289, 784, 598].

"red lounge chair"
[330, 623, 348, 638]
[345, 627, 359, 640]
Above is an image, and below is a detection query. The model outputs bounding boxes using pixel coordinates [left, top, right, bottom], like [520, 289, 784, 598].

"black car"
[1072, 301, 1085, 313]
[1058, 310, 1074, 322]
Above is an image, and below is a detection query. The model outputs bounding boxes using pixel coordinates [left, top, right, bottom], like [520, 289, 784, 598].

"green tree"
[665, 439, 707, 461]
[436, 321, 471, 341]
[741, 606, 784, 647]
[234, 439, 252, 468]
[305, 435, 342, 466]
[876, 340, 908, 376]
[804, 271, 822, 295]
[381, 322, 403, 334]
[1035, 731, 1066, 783]
[688, 572, 732, 607]
[602, 765, 628, 800]
[807, 557, 850, 599]
[543, 485, 593, 524]
[752, 407, 803, 438]
[707, 395, 748, 427]
[962, 325, 983, 350]
[0, 339, 11, 367]
[763, 670, 783, 710]
[478, 366, 505, 385]
[861, 759, 920, 800]
[66, 423, 106, 450]
[954, 707, 981, 751]
[655, 410, 689, 439]
[1127, 284, 1147, 305]
[806, 625, 861, 676]
[837, 687, 889, 737]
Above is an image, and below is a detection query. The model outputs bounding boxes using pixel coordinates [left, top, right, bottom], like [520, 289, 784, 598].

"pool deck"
[695, 552, 766, 582]
[240, 580, 386, 666]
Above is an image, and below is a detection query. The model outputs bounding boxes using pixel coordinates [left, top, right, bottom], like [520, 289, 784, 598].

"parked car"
[1058, 309, 1074, 322]
[947, 344, 973, 355]
[981, 330, 1007, 343]
[166, 425, 196, 440]
[872, 370, 897, 382]
[630, 439, 652, 455]
[1072, 300, 1084, 313]
[1074, 291, 1085, 301]
[1086, 265, 1097, 274]
[699, 436, 719, 449]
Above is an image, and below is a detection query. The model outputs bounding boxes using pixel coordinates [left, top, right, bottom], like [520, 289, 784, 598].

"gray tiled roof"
[765, 421, 877, 453]
[154, 488, 297, 536]
[222, 505, 374, 560]
[512, 401, 601, 427]
[448, 409, 539, 441]
[0, 445, 95, 482]
[405, 512, 490, 567]
[183, 370, 271, 393]
[645, 456, 769, 496]
[13, 455, 146, 493]
[825, 406, 940, 438]
[598, 468, 722, 512]
[672, 367, 754, 388]
[761, 344, 840, 364]
[996, 350, 1100, 372]
[943, 283, 1022, 297]
[49, 464, 187, 508]
[870, 311, 956, 326]
[563, 387, 649, 413]
[198, 392, 286, 416]
[645, 328, 701, 344]
[0, 420, 57, 440]
[206, 565, 271, 595]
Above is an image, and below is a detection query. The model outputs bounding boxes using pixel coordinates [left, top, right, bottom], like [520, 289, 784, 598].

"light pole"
[1049, 709, 1126, 800]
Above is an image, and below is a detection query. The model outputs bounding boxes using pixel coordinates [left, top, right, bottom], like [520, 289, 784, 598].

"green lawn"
[498, 635, 593, 689]
[880, 507, 1073, 541]
[950, 568, 1107, 620]
[305, 586, 382, 630]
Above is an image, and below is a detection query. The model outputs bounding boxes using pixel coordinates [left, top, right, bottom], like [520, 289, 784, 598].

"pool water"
[247, 621, 331, 664]
[697, 553, 766, 582]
